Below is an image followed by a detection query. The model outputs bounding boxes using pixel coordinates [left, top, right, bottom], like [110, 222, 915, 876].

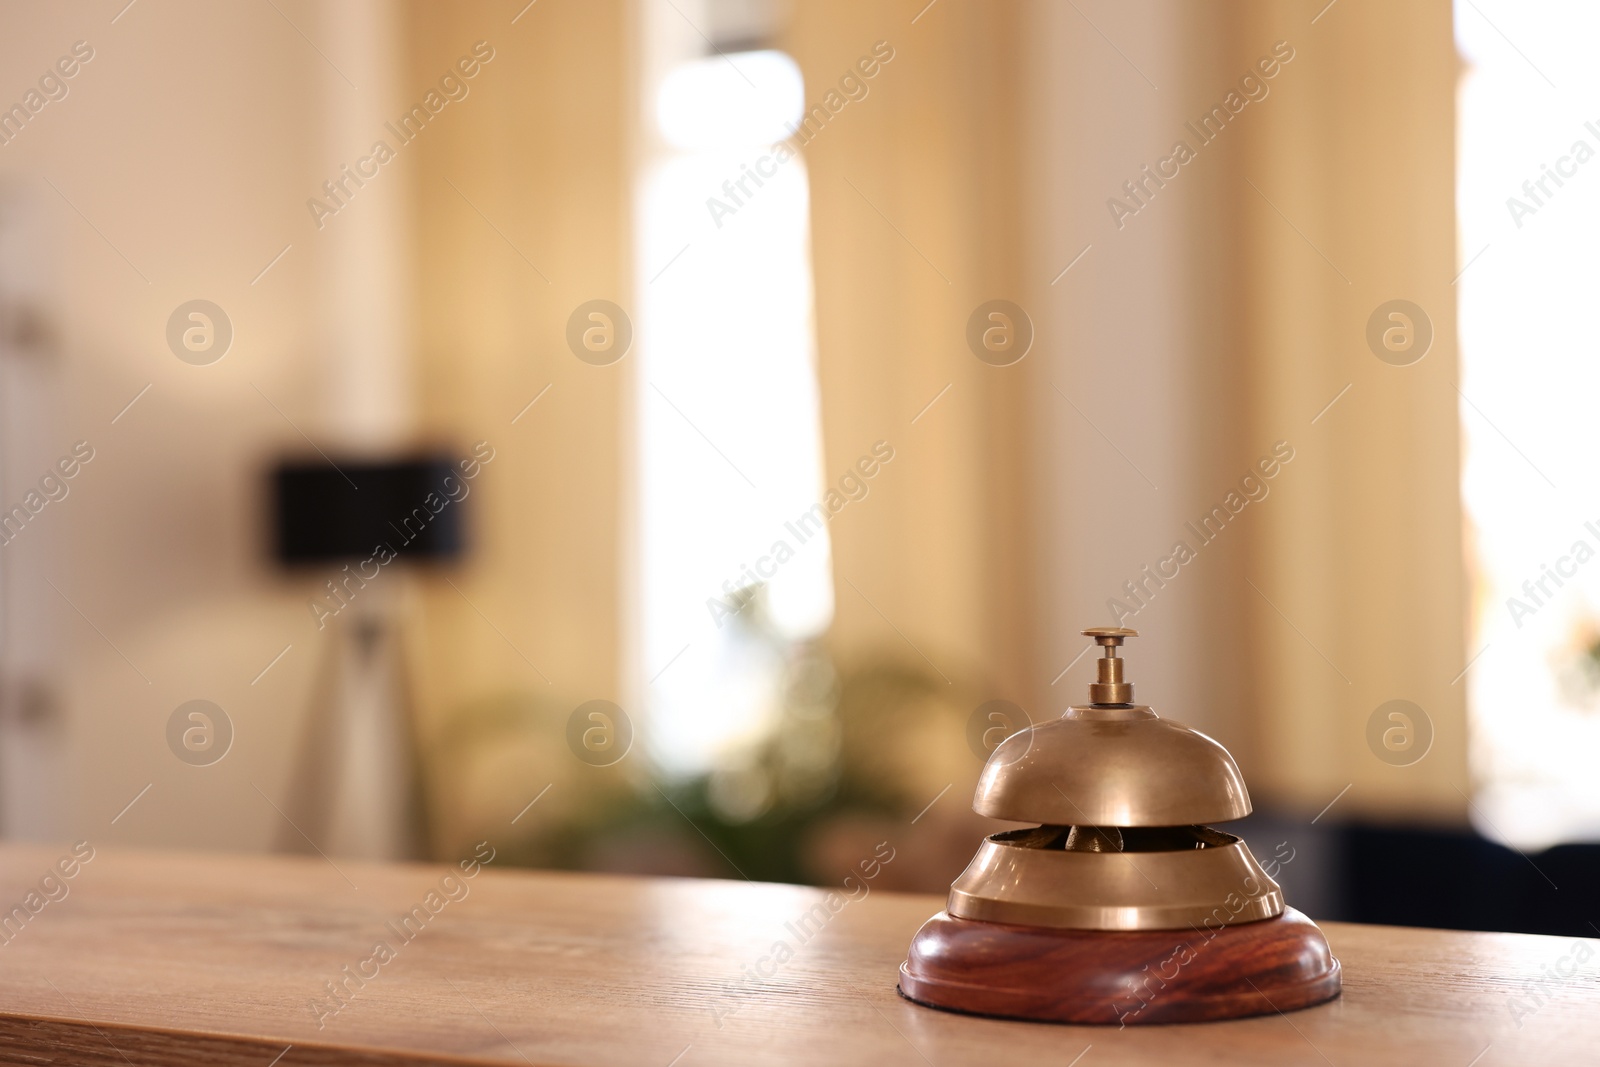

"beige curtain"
[781, 1, 1038, 709]
[1231, 0, 1467, 820]
[403, 2, 631, 767]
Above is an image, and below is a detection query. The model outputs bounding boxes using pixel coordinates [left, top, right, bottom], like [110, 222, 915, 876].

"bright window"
[634, 49, 833, 778]
[1457, 1, 1600, 847]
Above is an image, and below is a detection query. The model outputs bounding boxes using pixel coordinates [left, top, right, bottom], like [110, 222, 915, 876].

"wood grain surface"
[0, 843, 1590, 1065]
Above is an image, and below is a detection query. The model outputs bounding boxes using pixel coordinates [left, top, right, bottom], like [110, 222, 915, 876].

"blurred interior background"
[0, 0, 1595, 935]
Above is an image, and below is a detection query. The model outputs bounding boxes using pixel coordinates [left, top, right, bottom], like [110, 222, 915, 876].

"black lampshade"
[271, 455, 466, 564]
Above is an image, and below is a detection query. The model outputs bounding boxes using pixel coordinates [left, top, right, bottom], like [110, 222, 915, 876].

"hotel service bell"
[899, 628, 1341, 1025]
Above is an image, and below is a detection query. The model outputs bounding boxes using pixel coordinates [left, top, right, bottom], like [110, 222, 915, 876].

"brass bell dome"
[975, 629, 1250, 826]
[947, 628, 1283, 931]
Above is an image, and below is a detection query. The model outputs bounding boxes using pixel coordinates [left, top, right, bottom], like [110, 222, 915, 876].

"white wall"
[1021, 0, 1250, 744]
[0, 0, 411, 850]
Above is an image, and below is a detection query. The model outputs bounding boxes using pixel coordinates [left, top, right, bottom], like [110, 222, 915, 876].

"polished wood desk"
[0, 844, 1590, 1065]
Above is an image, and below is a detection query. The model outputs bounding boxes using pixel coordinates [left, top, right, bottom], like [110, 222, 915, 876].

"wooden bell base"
[899, 906, 1341, 1025]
